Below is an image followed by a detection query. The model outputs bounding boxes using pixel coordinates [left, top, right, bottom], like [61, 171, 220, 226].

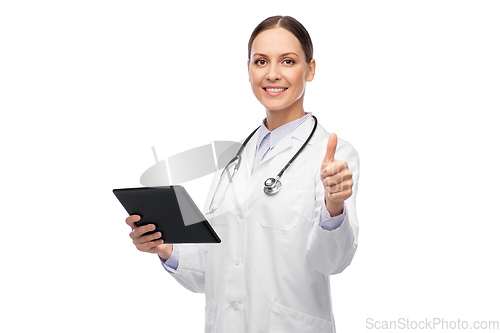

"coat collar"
[224, 115, 325, 212]
[242, 114, 325, 177]
[255, 112, 312, 151]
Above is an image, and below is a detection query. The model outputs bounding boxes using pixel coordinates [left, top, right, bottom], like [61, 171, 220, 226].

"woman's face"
[248, 27, 315, 113]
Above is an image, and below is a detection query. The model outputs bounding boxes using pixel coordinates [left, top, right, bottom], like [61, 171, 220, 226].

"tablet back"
[113, 186, 221, 244]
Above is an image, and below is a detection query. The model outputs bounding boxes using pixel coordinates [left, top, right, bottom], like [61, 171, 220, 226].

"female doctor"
[126, 15, 360, 333]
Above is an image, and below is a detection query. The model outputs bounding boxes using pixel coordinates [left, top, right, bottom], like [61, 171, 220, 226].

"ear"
[306, 59, 316, 82]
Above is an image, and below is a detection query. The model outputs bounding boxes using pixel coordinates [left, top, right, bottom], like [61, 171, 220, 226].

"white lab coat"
[168, 116, 360, 333]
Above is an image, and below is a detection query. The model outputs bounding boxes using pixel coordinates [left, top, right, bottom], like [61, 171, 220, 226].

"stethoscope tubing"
[233, 115, 318, 194]
[208, 115, 318, 213]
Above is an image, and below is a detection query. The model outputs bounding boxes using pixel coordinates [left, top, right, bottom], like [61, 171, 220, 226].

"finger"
[134, 231, 162, 246]
[321, 160, 349, 180]
[136, 238, 164, 252]
[325, 187, 353, 202]
[322, 168, 352, 186]
[129, 224, 156, 240]
[321, 133, 338, 167]
[325, 178, 353, 193]
[125, 215, 141, 229]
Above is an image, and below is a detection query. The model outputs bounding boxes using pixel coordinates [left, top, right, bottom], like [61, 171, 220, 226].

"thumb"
[322, 133, 338, 166]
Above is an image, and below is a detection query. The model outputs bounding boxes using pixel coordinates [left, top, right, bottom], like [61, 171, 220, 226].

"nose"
[266, 63, 281, 81]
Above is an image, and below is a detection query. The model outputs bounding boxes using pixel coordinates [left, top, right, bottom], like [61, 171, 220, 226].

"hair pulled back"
[248, 16, 314, 64]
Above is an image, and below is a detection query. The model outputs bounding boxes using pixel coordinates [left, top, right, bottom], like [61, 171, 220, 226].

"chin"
[263, 105, 288, 112]
[263, 101, 294, 111]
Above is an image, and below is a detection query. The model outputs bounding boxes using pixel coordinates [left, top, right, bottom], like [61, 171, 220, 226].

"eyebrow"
[252, 52, 299, 58]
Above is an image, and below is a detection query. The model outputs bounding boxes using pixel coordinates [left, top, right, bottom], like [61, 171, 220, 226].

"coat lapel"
[231, 116, 326, 211]
[255, 115, 324, 169]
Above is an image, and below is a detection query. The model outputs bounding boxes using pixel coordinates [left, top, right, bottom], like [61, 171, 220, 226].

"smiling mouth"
[263, 87, 288, 92]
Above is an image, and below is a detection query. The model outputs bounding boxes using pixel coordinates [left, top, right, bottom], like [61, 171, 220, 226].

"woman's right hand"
[125, 215, 173, 260]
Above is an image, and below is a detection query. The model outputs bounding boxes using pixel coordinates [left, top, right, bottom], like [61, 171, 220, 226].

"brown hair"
[247, 16, 314, 64]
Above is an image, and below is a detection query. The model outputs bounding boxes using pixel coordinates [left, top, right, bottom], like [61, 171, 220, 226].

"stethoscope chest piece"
[263, 177, 282, 195]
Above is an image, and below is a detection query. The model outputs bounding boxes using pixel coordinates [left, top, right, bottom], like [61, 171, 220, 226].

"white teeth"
[266, 88, 286, 92]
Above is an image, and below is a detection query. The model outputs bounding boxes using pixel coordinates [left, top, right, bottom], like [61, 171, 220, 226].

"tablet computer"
[113, 186, 221, 244]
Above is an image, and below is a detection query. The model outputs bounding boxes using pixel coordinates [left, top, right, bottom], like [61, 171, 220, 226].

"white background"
[1, 1, 499, 332]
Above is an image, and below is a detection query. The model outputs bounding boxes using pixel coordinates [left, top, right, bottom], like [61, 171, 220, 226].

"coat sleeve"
[167, 243, 208, 293]
[305, 139, 360, 275]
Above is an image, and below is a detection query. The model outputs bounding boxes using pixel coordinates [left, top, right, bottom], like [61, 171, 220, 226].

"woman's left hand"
[320, 133, 353, 217]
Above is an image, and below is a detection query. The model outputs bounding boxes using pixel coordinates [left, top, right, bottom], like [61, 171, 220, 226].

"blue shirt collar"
[256, 112, 312, 150]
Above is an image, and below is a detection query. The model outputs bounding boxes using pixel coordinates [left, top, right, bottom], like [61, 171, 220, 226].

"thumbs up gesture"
[321, 133, 353, 217]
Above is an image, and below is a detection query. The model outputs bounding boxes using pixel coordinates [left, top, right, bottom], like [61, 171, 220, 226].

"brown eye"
[283, 59, 294, 65]
[255, 59, 266, 66]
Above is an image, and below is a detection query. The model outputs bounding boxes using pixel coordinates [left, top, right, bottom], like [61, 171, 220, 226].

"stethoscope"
[208, 115, 318, 214]
[261, 114, 318, 194]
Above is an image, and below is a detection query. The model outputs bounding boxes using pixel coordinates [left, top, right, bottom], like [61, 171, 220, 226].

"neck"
[264, 101, 306, 132]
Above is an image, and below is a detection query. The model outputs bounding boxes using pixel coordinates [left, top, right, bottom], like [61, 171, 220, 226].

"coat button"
[235, 257, 241, 266]
[231, 302, 239, 310]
